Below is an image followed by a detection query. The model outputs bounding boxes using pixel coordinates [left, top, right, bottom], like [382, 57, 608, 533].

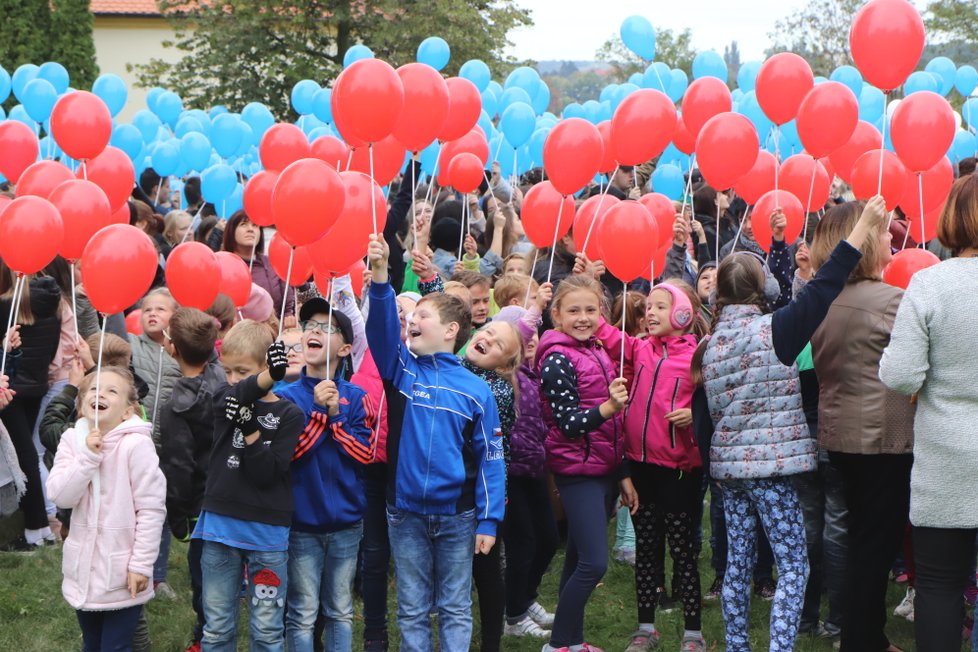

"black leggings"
[632, 462, 703, 631]
[3, 395, 47, 529]
[473, 522, 504, 652]
[504, 475, 559, 620]
[912, 526, 977, 652]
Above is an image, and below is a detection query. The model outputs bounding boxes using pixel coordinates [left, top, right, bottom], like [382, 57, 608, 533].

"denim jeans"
[154, 522, 171, 583]
[614, 505, 635, 551]
[286, 522, 364, 652]
[387, 506, 476, 652]
[201, 540, 289, 652]
[76, 605, 142, 652]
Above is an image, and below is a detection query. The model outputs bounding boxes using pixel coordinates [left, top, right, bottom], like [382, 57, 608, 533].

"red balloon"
[0, 196, 64, 274]
[332, 93, 367, 150]
[900, 158, 954, 220]
[438, 77, 482, 142]
[890, 91, 956, 173]
[438, 129, 490, 175]
[907, 203, 941, 244]
[882, 248, 939, 289]
[50, 180, 112, 261]
[307, 171, 388, 275]
[348, 134, 407, 186]
[638, 192, 678, 249]
[393, 63, 450, 152]
[81, 224, 157, 314]
[522, 181, 576, 249]
[610, 89, 676, 165]
[735, 150, 777, 205]
[596, 201, 659, 281]
[696, 113, 760, 190]
[681, 77, 732, 138]
[82, 146, 135, 211]
[796, 82, 859, 159]
[573, 194, 621, 260]
[447, 153, 484, 193]
[242, 170, 278, 227]
[755, 53, 814, 126]
[268, 233, 314, 287]
[850, 149, 908, 210]
[828, 120, 881, 183]
[125, 310, 143, 335]
[165, 242, 221, 309]
[648, 244, 670, 281]
[819, 157, 837, 182]
[850, 0, 925, 92]
[215, 251, 251, 308]
[108, 202, 130, 225]
[596, 121, 617, 174]
[271, 158, 346, 246]
[673, 114, 696, 155]
[544, 119, 603, 196]
[752, 190, 805, 252]
[0, 121, 39, 183]
[780, 155, 831, 212]
[15, 161, 74, 198]
[260, 124, 311, 173]
[346, 259, 367, 298]
[50, 91, 112, 161]
[332, 59, 405, 144]
[311, 136, 351, 170]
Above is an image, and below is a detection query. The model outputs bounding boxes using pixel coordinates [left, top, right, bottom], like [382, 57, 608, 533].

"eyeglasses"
[282, 343, 303, 354]
[300, 320, 338, 334]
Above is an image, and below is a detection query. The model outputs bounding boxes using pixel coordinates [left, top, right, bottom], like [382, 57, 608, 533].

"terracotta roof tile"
[91, 0, 162, 16]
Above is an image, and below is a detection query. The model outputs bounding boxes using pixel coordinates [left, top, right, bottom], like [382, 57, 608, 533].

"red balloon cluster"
[883, 248, 939, 289]
[597, 201, 659, 281]
[573, 194, 620, 260]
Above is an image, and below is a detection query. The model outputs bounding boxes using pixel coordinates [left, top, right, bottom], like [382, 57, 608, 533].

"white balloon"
[886, 98, 901, 117]
[954, 110, 962, 129]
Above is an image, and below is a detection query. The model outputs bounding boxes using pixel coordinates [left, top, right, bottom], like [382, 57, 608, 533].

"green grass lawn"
[0, 503, 944, 651]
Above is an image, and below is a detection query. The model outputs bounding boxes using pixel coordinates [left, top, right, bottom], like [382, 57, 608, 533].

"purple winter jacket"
[508, 362, 548, 479]
[536, 330, 624, 477]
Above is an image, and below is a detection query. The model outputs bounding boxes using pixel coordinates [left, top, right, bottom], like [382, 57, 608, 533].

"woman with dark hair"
[695, 185, 736, 262]
[217, 210, 294, 320]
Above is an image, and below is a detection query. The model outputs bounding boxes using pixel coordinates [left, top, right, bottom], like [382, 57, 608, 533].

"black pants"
[504, 475, 559, 620]
[913, 526, 977, 652]
[830, 452, 912, 652]
[3, 394, 47, 529]
[473, 522, 504, 652]
[632, 462, 703, 630]
[77, 605, 142, 652]
[189, 537, 205, 642]
[360, 463, 390, 642]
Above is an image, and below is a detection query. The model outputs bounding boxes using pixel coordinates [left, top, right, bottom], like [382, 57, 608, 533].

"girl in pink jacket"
[47, 365, 166, 651]
[598, 281, 709, 652]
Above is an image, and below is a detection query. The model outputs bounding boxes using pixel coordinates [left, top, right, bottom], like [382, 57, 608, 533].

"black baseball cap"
[298, 298, 354, 345]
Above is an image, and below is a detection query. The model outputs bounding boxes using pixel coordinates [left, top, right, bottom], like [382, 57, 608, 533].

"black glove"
[224, 395, 257, 433]
[266, 341, 288, 381]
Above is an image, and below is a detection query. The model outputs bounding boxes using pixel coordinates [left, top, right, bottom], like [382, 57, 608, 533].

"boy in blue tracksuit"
[365, 234, 505, 652]
[276, 297, 375, 652]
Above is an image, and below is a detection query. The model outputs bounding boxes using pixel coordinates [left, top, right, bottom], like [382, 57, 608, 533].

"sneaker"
[680, 634, 706, 652]
[0, 535, 49, 553]
[754, 578, 777, 601]
[656, 588, 677, 612]
[154, 581, 178, 600]
[527, 601, 556, 627]
[615, 548, 636, 566]
[894, 587, 915, 621]
[625, 630, 660, 651]
[815, 621, 841, 640]
[704, 575, 723, 600]
[505, 616, 550, 638]
[363, 639, 389, 652]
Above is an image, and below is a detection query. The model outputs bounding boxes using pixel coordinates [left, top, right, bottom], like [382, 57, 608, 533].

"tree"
[925, 0, 978, 44]
[0, 0, 52, 71]
[134, 0, 532, 116]
[724, 41, 741, 86]
[596, 28, 696, 81]
[766, 0, 861, 75]
[49, 0, 99, 89]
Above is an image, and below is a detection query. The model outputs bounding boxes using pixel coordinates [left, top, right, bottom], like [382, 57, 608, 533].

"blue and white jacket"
[365, 281, 505, 537]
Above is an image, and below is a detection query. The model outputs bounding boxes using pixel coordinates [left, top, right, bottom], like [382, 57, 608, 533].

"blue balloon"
[531, 81, 551, 115]
[154, 91, 183, 127]
[955, 65, 978, 97]
[620, 15, 656, 60]
[174, 116, 204, 138]
[291, 79, 319, 115]
[924, 56, 956, 96]
[642, 62, 671, 93]
[692, 51, 727, 81]
[211, 113, 243, 159]
[952, 129, 977, 162]
[597, 100, 613, 122]
[22, 78, 58, 123]
[500, 102, 536, 148]
[964, 98, 978, 130]
[732, 88, 744, 102]
[146, 87, 165, 113]
[651, 163, 684, 200]
[111, 124, 143, 161]
[201, 163, 237, 202]
[151, 140, 181, 176]
[343, 44, 374, 68]
[858, 86, 885, 124]
[627, 72, 643, 87]
[737, 61, 762, 92]
[476, 110, 493, 140]
[312, 88, 333, 124]
[505, 66, 540, 93]
[459, 59, 491, 93]
[582, 100, 602, 124]
[417, 37, 450, 71]
[829, 65, 863, 98]
[298, 114, 325, 137]
[209, 105, 229, 119]
[904, 71, 939, 95]
[132, 110, 162, 143]
[37, 62, 69, 94]
[222, 182, 245, 218]
[481, 88, 500, 119]
[0, 106, 5, 121]
[499, 86, 532, 113]
[814, 76, 827, 85]
[419, 141, 439, 177]
[241, 103, 275, 141]
[599, 84, 618, 103]
[528, 128, 549, 166]
[611, 83, 640, 111]
[0, 66, 10, 103]
[92, 74, 128, 117]
[8, 104, 32, 128]
[306, 126, 335, 143]
[12, 64, 39, 103]
[563, 102, 585, 120]
[736, 90, 773, 140]
[181, 132, 212, 171]
[236, 123, 255, 155]
[668, 69, 688, 103]
[487, 80, 503, 97]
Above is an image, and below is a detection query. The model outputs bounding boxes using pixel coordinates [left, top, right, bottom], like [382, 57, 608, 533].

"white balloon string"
[279, 247, 295, 338]
[325, 299, 334, 377]
[877, 92, 889, 196]
[69, 262, 80, 344]
[581, 164, 618, 254]
[545, 199, 566, 285]
[369, 143, 379, 235]
[802, 159, 818, 243]
[619, 280, 627, 373]
[150, 343, 164, 430]
[523, 249, 540, 309]
[918, 172, 926, 247]
[249, 239, 258, 273]
[94, 317, 108, 431]
[715, 202, 721, 262]
[678, 154, 696, 218]
[732, 205, 750, 252]
[0, 275, 25, 378]
[411, 161, 419, 255]
[457, 198, 468, 261]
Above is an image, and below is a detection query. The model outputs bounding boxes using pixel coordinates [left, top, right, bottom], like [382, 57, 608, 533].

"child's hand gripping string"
[368, 234, 390, 285]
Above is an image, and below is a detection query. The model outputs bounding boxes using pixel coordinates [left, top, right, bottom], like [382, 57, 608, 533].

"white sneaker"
[894, 587, 915, 622]
[504, 615, 550, 638]
[527, 601, 555, 627]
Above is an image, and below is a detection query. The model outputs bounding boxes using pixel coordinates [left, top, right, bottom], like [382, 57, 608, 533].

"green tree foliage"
[135, 0, 531, 116]
[49, 0, 99, 88]
[766, 0, 862, 75]
[724, 41, 741, 86]
[925, 0, 978, 44]
[0, 0, 52, 70]
[595, 28, 697, 81]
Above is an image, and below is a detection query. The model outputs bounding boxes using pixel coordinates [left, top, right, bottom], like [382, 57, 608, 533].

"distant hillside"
[536, 60, 614, 76]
